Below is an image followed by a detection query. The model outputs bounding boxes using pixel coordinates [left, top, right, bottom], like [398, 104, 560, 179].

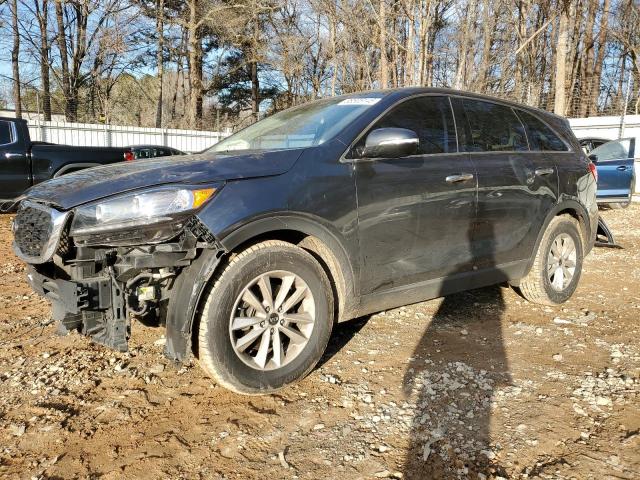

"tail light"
[124, 151, 134, 162]
[588, 161, 598, 182]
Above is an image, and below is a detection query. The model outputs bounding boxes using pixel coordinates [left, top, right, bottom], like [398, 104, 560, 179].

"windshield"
[209, 95, 384, 152]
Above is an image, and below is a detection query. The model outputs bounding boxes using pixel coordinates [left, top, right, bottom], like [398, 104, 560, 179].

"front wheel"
[517, 215, 584, 305]
[197, 240, 334, 394]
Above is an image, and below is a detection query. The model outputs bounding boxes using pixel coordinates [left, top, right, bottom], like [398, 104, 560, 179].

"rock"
[553, 354, 563, 362]
[607, 455, 620, 466]
[278, 451, 290, 469]
[313, 423, 325, 431]
[573, 404, 587, 416]
[149, 363, 165, 374]
[460, 329, 468, 336]
[595, 396, 612, 407]
[374, 470, 391, 478]
[553, 317, 572, 325]
[481, 450, 496, 460]
[10, 424, 25, 437]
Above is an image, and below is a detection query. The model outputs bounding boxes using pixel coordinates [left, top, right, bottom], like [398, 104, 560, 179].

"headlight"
[70, 186, 217, 246]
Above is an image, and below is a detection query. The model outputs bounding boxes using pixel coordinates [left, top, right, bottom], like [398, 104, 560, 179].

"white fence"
[27, 120, 229, 153]
[569, 114, 640, 142]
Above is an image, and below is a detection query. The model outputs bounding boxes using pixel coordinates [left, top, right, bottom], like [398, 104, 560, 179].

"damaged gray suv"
[12, 88, 598, 394]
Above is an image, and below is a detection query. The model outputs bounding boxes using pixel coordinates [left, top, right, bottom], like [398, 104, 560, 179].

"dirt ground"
[0, 206, 639, 480]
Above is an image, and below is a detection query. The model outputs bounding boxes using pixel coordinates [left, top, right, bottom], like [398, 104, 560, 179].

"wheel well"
[555, 208, 588, 252]
[219, 229, 348, 321]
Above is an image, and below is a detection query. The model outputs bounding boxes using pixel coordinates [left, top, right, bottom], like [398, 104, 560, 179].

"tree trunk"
[55, 0, 72, 120]
[590, 0, 611, 115]
[250, 10, 260, 120]
[187, 0, 203, 128]
[378, 0, 388, 88]
[10, 0, 22, 119]
[36, 0, 52, 121]
[250, 60, 259, 118]
[155, 0, 164, 128]
[405, 0, 415, 86]
[579, 0, 597, 117]
[515, 0, 529, 102]
[554, 2, 569, 115]
[477, 0, 494, 92]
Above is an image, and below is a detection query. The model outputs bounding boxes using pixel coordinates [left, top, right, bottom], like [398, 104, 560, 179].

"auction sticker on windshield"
[337, 98, 381, 106]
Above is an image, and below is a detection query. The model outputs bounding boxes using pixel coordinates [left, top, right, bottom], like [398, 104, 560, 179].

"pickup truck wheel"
[517, 215, 583, 306]
[197, 240, 333, 395]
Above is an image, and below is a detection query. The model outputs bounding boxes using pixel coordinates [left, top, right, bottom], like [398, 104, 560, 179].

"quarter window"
[366, 96, 457, 155]
[0, 121, 12, 145]
[461, 100, 528, 152]
[518, 110, 568, 151]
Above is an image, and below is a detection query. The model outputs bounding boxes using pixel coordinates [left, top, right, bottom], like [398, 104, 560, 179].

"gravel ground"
[0, 207, 639, 479]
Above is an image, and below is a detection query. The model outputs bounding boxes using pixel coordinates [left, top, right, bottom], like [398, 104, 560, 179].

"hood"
[25, 149, 304, 210]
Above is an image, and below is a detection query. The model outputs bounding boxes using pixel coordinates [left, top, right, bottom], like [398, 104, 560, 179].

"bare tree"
[10, 0, 22, 118]
[554, 0, 570, 115]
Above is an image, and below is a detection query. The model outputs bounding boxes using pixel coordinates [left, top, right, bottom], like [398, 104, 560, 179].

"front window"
[590, 138, 634, 162]
[209, 95, 385, 153]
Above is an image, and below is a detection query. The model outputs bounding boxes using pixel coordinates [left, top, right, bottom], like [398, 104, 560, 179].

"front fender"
[164, 246, 224, 363]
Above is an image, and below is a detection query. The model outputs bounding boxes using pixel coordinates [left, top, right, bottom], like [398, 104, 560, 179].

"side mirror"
[362, 128, 419, 158]
[588, 154, 598, 163]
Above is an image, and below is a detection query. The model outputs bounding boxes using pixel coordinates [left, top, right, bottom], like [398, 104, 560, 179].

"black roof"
[342, 87, 566, 121]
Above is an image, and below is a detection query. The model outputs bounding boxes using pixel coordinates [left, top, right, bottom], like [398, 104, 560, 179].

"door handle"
[445, 173, 474, 183]
[617, 166, 628, 171]
[4, 153, 24, 160]
[534, 167, 554, 176]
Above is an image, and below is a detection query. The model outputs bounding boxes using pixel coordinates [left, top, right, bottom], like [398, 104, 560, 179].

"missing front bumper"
[26, 266, 130, 351]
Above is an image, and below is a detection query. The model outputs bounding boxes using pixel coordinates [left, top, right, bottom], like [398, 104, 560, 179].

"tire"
[197, 240, 334, 395]
[517, 215, 583, 305]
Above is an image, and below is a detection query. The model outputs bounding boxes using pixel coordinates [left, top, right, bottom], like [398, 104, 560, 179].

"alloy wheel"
[229, 270, 316, 370]
[546, 233, 577, 292]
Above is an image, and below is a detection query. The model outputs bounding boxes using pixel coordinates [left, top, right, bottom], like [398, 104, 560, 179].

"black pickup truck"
[0, 117, 128, 206]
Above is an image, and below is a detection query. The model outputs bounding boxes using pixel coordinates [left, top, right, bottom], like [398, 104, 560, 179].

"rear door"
[353, 95, 477, 295]
[0, 119, 31, 200]
[455, 98, 561, 268]
[590, 138, 635, 204]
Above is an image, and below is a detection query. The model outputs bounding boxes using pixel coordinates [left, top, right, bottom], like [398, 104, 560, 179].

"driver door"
[352, 95, 477, 297]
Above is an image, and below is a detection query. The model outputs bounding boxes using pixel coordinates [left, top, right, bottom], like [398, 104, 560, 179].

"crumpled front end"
[12, 199, 222, 359]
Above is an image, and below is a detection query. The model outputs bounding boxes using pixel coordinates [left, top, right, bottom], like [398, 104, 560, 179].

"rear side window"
[370, 96, 457, 154]
[461, 100, 527, 152]
[517, 110, 568, 151]
[0, 121, 13, 145]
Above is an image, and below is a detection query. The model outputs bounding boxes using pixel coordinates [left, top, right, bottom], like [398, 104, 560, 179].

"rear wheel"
[517, 215, 583, 305]
[197, 240, 333, 394]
